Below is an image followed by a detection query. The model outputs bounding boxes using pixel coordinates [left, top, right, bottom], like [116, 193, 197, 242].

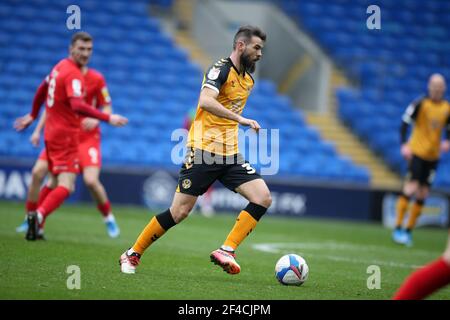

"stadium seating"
[0, 0, 369, 184]
[278, 0, 450, 189]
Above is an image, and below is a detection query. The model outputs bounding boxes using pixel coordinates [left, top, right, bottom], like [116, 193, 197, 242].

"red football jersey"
[44, 58, 85, 141]
[79, 68, 111, 141]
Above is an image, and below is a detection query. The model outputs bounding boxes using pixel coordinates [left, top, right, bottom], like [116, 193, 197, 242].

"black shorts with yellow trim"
[177, 148, 262, 196]
[406, 154, 438, 186]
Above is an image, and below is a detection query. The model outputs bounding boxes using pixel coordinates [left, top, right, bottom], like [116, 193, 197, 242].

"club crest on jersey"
[182, 179, 192, 189]
[208, 67, 221, 80]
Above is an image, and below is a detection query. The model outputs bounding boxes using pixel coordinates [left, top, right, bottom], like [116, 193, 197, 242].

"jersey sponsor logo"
[182, 178, 192, 189]
[72, 79, 82, 97]
[207, 67, 221, 80]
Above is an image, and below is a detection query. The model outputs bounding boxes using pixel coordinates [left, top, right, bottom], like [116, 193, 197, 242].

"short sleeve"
[65, 70, 84, 99]
[201, 60, 231, 93]
[402, 96, 423, 124]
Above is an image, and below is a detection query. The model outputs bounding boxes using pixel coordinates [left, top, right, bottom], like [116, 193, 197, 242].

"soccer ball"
[275, 254, 309, 286]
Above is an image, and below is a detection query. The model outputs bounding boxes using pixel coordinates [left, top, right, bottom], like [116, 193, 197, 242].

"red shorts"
[78, 135, 102, 169]
[44, 137, 80, 175]
[38, 149, 47, 161]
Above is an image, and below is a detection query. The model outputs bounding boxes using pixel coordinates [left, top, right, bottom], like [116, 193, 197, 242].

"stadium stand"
[0, 0, 369, 184]
[277, 0, 450, 189]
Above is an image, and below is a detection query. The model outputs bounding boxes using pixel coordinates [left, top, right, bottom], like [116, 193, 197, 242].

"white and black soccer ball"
[275, 254, 309, 286]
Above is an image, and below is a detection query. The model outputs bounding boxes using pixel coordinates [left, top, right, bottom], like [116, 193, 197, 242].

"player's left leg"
[83, 166, 120, 238]
[27, 172, 76, 241]
[403, 160, 437, 246]
[403, 185, 429, 246]
[211, 171, 271, 274]
[393, 230, 450, 299]
[17, 159, 48, 233]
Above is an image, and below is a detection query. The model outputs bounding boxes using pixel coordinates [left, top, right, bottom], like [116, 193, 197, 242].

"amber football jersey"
[403, 96, 450, 161]
[187, 57, 254, 155]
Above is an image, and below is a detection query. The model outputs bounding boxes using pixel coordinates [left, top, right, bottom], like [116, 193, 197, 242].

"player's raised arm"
[82, 75, 113, 131]
[199, 87, 260, 131]
[14, 78, 49, 131]
[69, 97, 127, 126]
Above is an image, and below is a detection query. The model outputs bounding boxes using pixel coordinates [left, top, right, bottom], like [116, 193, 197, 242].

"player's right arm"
[199, 61, 260, 131]
[199, 88, 260, 131]
[399, 97, 422, 160]
[65, 74, 127, 127]
[14, 78, 49, 131]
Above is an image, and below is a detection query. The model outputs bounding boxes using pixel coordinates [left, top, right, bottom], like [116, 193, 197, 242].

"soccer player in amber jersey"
[15, 32, 128, 241]
[393, 74, 450, 246]
[120, 25, 271, 275]
[16, 67, 120, 238]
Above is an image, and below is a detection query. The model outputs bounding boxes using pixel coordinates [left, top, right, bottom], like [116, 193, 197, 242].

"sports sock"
[132, 209, 176, 255]
[38, 186, 54, 206]
[26, 200, 38, 212]
[393, 257, 450, 299]
[37, 186, 70, 219]
[406, 199, 424, 230]
[223, 202, 267, 251]
[97, 201, 112, 218]
[395, 194, 410, 228]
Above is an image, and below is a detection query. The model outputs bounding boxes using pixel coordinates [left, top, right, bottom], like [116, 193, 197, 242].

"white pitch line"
[252, 242, 431, 269]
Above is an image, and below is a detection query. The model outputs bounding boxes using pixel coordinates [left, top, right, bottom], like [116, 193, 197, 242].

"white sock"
[36, 211, 44, 224]
[127, 248, 136, 256]
[221, 245, 235, 253]
[104, 213, 115, 223]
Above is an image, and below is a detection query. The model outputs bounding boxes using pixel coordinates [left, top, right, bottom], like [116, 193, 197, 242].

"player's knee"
[415, 187, 429, 200]
[442, 247, 450, 265]
[32, 166, 46, 181]
[61, 184, 75, 194]
[252, 190, 272, 208]
[170, 204, 193, 223]
[83, 175, 98, 189]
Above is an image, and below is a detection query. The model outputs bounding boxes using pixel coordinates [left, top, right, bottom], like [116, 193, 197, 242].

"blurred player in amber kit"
[15, 32, 128, 240]
[120, 25, 271, 275]
[393, 74, 450, 246]
[16, 65, 120, 238]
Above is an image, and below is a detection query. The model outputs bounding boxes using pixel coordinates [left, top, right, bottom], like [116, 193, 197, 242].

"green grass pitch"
[0, 200, 449, 300]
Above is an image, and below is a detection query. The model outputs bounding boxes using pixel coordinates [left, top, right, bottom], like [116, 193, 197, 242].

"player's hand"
[29, 131, 40, 147]
[109, 114, 128, 127]
[400, 144, 412, 161]
[14, 114, 33, 132]
[440, 140, 450, 153]
[237, 116, 261, 132]
[82, 118, 99, 131]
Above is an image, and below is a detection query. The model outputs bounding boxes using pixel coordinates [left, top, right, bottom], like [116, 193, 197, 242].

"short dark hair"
[233, 25, 266, 49]
[71, 31, 93, 45]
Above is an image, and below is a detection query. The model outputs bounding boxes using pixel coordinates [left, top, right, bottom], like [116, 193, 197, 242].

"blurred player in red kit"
[15, 32, 128, 240]
[16, 65, 120, 238]
[393, 228, 450, 299]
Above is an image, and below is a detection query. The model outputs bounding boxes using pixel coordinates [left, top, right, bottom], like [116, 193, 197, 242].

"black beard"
[241, 52, 256, 74]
